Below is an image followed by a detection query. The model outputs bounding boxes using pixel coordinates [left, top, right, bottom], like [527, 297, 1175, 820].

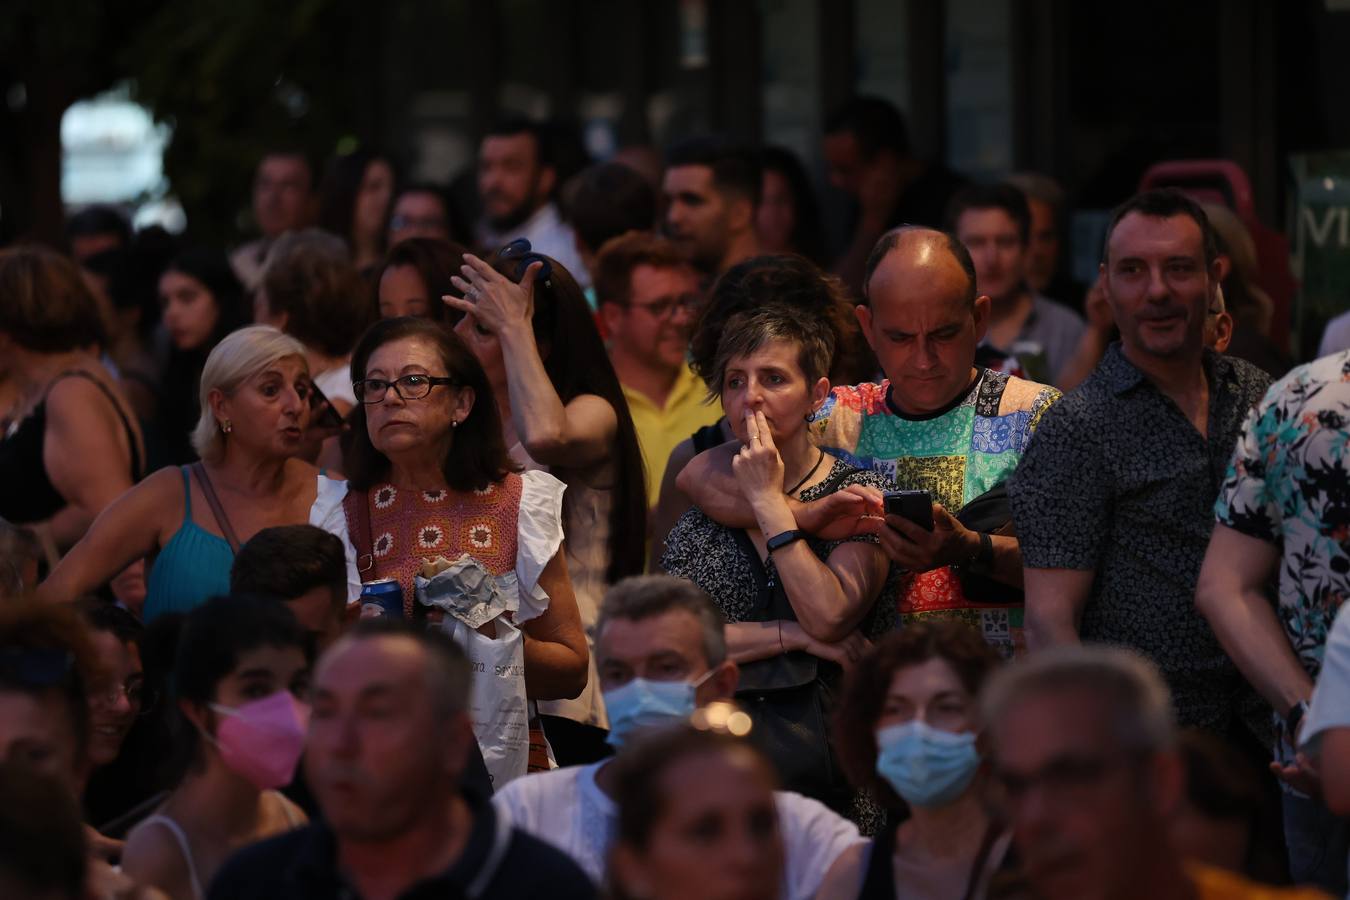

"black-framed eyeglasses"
[354, 374, 457, 404]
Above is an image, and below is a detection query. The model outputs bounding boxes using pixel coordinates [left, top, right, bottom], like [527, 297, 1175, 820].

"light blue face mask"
[603, 669, 716, 748]
[875, 719, 981, 808]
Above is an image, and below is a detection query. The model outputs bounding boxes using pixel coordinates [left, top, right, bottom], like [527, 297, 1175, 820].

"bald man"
[676, 228, 1060, 658]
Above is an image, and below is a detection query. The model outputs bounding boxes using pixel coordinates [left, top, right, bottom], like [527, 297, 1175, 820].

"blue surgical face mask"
[875, 719, 981, 808]
[603, 669, 716, 748]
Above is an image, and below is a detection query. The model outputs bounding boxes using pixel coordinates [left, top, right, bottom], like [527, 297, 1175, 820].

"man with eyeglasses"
[983, 645, 1328, 899]
[492, 575, 862, 899]
[595, 232, 722, 511]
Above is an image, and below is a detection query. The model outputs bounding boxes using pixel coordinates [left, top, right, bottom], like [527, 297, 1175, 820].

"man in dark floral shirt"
[1197, 349, 1350, 892]
[1008, 190, 1271, 733]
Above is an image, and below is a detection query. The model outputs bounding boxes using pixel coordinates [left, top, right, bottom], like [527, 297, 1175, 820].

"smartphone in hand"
[308, 381, 346, 431]
[883, 490, 934, 532]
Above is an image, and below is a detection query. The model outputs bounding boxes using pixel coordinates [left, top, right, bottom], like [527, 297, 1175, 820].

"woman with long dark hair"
[318, 147, 396, 275]
[757, 146, 829, 267]
[373, 236, 468, 323]
[448, 244, 647, 763]
[157, 247, 250, 465]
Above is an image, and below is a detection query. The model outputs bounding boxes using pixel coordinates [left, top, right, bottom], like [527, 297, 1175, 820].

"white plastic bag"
[438, 615, 529, 789]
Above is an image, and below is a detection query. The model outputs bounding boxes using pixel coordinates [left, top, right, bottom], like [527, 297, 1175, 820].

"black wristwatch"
[766, 529, 807, 554]
[954, 531, 994, 574]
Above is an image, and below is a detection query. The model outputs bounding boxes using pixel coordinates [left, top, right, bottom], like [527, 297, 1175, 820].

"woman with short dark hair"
[660, 256, 891, 815]
[818, 622, 1013, 899]
[121, 595, 311, 900]
[610, 725, 784, 900]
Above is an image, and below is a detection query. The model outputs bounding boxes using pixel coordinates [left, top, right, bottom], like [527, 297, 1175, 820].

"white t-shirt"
[492, 761, 864, 900]
[313, 363, 357, 409]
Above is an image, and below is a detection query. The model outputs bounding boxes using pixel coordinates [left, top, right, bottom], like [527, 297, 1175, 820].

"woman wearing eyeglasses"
[446, 244, 647, 765]
[817, 622, 1016, 900]
[341, 316, 588, 781]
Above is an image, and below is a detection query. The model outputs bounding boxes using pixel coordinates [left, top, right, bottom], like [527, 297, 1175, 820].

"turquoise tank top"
[144, 468, 235, 622]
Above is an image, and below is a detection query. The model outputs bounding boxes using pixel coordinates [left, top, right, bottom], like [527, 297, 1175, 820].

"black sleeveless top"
[0, 370, 143, 524]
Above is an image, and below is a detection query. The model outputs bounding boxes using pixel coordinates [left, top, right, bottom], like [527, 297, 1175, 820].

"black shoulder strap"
[857, 818, 901, 900]
[52, 369, 143, 479]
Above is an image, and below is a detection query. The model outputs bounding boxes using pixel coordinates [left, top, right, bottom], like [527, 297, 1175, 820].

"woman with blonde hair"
[40, 325, 358, 619]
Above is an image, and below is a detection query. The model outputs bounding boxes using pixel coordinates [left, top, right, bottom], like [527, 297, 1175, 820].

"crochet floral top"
[347, 470, 566, 619]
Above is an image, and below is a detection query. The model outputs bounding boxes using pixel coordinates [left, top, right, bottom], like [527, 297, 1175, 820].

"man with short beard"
[1009, 189, 1272, 734]
[662, 136, 762, 279]
[475, 118, 588, 287]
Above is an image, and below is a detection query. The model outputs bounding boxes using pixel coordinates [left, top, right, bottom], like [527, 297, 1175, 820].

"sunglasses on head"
[497, 238, 554, 288]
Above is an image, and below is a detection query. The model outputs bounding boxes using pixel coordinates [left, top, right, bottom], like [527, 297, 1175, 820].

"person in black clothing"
[208, 619, 595, 900]
[156, 247, 251, 466]
[824, 96, 968, 296]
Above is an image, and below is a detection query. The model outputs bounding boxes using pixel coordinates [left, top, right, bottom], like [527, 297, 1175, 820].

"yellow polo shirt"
[622, 365, 724, 508]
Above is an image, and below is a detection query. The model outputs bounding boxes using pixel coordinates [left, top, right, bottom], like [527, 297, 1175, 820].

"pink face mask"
[205, 690, 310, 790]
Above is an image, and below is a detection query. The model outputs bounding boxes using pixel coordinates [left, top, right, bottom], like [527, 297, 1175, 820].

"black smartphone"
[308, 382, 346, 431]
[884, 490, 934, 532]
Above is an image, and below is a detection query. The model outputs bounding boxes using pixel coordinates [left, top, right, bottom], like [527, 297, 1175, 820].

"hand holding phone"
[883, 490, 934, 532]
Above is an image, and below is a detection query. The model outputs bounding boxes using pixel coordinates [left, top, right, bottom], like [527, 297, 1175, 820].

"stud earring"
[451, 419, 459, 428]
[220, 419, 232, 434]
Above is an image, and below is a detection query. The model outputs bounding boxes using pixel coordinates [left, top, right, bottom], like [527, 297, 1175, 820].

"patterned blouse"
[348, 470, 565, 619]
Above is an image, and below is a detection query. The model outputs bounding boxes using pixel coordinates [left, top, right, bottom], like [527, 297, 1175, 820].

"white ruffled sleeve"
[310, 475, 362, 604]
[513, 469, 567, 624]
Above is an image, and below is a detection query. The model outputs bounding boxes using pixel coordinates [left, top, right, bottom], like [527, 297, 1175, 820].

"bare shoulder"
[122, 817, 191, 893]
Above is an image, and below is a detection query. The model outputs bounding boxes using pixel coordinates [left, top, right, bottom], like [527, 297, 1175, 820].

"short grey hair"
[596, 575, 727, 668]
[980, 645, 1176, 754]
[191, 325, 308, 463]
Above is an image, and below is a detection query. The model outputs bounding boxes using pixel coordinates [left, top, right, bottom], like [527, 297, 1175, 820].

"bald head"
[862, 227, 978, 311]
[855, 226, 990, 415]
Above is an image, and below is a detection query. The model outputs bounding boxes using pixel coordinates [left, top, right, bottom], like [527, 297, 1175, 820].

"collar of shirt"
[620, 364, 705, 415]
[1098, 341, 1229, 397]
[479, 202, 562, 252]
[284, 789, 505, 897]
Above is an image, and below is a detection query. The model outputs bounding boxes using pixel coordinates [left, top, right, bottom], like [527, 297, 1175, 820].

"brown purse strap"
[189, 463, 242, 553]
[342, 488, 374, 575]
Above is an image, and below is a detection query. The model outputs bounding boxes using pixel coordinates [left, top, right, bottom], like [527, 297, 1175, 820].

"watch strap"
[766, 529, 807, 554]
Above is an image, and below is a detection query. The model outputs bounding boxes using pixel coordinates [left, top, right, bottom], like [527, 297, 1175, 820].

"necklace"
[785, 448, 826, 496]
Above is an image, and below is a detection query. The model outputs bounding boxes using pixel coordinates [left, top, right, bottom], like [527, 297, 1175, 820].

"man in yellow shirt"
[595, 232, 722, 511]
[984, 645, 1330, 900]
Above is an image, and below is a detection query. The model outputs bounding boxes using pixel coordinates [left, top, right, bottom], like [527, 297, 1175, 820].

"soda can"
[360, 578, 403, 619]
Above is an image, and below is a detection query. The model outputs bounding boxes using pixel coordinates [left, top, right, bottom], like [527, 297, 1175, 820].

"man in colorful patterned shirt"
[1197, 349, 1350, 893]
[676, 227, 1060, 658]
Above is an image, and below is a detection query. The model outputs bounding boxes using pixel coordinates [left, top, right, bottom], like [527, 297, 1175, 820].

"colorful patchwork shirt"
[810, 368, 1060, 657]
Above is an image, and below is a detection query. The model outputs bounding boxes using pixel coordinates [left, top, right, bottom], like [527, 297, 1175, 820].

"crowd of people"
[1, 93, 1349, 900]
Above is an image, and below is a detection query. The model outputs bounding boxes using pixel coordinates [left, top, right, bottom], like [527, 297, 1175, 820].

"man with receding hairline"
[209, 621, 595, 899]
[675, 227, 1060, 658]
